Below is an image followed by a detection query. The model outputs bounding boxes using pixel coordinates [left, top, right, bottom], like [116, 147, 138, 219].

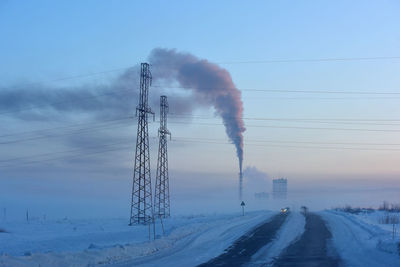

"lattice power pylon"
[129, 63, 154, 225]
[154, 96, 171, 218]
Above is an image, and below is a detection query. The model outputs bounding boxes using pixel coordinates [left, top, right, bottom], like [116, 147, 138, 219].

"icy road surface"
[248, 211, 306, 266]
[199, 212, 288, 266]
[272, 213, 340, 267]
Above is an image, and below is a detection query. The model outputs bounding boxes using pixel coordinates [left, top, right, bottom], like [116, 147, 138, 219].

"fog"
[1, 168, 399, 221]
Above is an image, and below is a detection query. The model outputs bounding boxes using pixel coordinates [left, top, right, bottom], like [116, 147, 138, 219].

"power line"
[242, 96, 400, 100]
[169, 113, 400, 121]
[0, 89, 132, 117]
[0, 66, 136, 91]
[242, 89, 400, 95]
[2, 55, 398, 91]
[2, 135, 400, 168]
[3, 112, 400, 143]
[174, 137, 400, 146]
[153, 85, 400, 95]
[0, 117, 133, 139]
[168, 121, 400, 133]
[0, 56, 396, 119]
[172, 139, 400, 152]
[0, 143, 135, 168]
[168, 114, 400, 126]
[0, 139, 134, 164]
[1, 115, 399, 147]
[0, 119, 134, 145]
[0, 86, 397, 119]
[216, 56, 400, 65]
[0, 136, 161, 168]
[1, 116, 399, 146]
[2, 89, 396, 121]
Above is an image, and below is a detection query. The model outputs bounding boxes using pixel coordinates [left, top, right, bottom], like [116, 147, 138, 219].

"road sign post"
[241, 201, 245, 216]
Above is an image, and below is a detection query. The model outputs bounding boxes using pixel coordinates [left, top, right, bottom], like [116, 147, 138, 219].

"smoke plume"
[0, 48, 245, 168]
[243, 166, 270, 193]
[149, 48, 246, 171]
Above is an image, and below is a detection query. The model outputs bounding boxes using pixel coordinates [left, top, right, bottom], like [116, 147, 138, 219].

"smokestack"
[149, 48, 246, 195]
[239, 170, 243, 201]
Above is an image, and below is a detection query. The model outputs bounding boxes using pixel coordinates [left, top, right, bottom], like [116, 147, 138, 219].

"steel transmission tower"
[129, 63, 154, 225]
[154, 96, 171, 218]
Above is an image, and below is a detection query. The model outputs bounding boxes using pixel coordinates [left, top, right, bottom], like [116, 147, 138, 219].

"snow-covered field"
[321, 210, 400, 267]
[0, 210, 274, 267]
[1, 209, 399, 267]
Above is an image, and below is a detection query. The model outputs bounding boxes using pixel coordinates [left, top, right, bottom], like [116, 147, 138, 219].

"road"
[108, 212, 276, 267]
[198, 213, 288, 267]
[272, 213, 340, 267]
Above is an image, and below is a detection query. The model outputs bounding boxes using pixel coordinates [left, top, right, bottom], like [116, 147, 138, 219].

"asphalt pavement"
[198, 212, 288, 267]
[272, 213, 340, 267]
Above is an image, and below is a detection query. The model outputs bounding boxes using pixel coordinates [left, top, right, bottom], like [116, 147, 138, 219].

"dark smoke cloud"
[0, 67, 194, 121]
[0, 48, 245, 167]
[0, 67, 140, 120]
[149, 48, 246, 170]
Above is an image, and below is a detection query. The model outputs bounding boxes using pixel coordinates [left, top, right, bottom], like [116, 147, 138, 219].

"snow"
[248, 211, 305, 266]
[351, 210, 399, 233]
[0, 210, 275, 267]
[321, 210, 400, 267]
[2, 208, 399, 267]
[350, 210, 400, 254]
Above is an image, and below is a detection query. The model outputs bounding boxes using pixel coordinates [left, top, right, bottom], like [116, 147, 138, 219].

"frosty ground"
[0, 209, 399, 267]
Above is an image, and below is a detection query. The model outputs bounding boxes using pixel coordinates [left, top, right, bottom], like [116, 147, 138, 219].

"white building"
[272, 178, 287, 199]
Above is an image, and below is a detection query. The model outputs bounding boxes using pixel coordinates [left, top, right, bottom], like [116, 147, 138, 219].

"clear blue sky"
[1, 0, 399, 82]
[0, 0, 399, 217]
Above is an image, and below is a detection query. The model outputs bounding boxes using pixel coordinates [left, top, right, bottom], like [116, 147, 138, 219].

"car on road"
[280, 207, 290, 213]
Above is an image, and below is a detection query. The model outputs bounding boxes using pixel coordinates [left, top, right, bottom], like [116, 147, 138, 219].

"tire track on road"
[198, 213, 288, 267]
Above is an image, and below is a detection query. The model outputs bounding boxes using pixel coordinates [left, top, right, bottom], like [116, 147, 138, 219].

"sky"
[0, 0, 400, 219]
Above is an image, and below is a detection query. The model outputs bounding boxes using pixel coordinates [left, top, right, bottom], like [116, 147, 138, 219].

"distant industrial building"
[254, 192, 269, 199]
[272, 178, 287, 199]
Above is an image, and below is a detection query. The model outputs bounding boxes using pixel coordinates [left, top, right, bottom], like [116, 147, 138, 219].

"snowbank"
[321, 210, 400, 267]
